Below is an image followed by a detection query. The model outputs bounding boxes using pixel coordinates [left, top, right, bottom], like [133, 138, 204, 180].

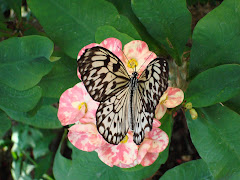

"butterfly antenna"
[117, 45, 135, 72]
[137, 52, 153, 73]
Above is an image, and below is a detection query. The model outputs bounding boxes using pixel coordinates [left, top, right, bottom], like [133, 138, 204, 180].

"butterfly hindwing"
[78, 46, 130, 102]
[133, 58, 169, 144]
[96, 87, 130, 145]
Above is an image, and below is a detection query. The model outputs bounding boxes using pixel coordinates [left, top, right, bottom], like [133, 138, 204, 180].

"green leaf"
[53, 114, 172, 179]
[132, 0, 191, 65]
[39, 54, 79, 98]
[6, 0, 22, 20]
[160, 159, 213, 180]
[185, 64, 240, 108]
[186, 104, 240, 179]
[28, 0, 140, 59]
[3, 105, 61, 129]
[0, 83, 42, 112]
[189, 0, 240, 78]
[53, 141, 73, 180]
[35, 153, 53, 179]
[108, 0, 167, 55]
[95, 25, 134, 46]
[224, 93, 240, 114]
[0, 110, 11, 138]
[0, 36, 54, 91]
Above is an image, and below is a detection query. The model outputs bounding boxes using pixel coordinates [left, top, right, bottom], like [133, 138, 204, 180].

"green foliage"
[185, 64, 240, 107]
[0, 110, 11, 138]
[0, 0, 239, 179]
[39, 53, 79, 98]
[95, 25, 134, 45]
[189, 0, 240, 78]
[0, 36, 54, 91]
[11, 124, 56, 179]
[186, 104, 240, 179]
[0, 84, 42, 112]
[160, 159, 213, 180]
[132, 0, 192, 65]
[27, 0, 140, 58]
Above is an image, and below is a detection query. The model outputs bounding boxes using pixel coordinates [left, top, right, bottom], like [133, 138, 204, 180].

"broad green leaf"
[186, 104, 240, 179]
[95, 25, 134, 46]
[6, 0, 22, 20]
[53, 114, 172, 179]
[28, 0, 140, 59]
[224, 93, 240, 114]
[3, 105, 61, 129]
[39, 54, 79, 98]
[0, 36, 54, 91]
[189, 0, 240, 78]
[132, 0, 191, 65]
[160, 159, 213, 180]
[108, 0, 167, 55]
[185, 64, 240, 108]
[0, 83, 42, 112]
[0, 110, 11, 138]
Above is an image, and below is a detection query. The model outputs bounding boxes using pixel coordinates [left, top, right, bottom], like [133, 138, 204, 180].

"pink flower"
[57, 82, 99, 126]
[68, 123, 106, 152]
[137, 119, 169, 166]
[155, 87, 184, 120]
[96, 132, 138, 167]
[58, 82, 105, 152]
[58, 38, 170, 168]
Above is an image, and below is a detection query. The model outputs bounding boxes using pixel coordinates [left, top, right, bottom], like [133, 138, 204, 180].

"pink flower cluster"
[58, 38, 184, 168]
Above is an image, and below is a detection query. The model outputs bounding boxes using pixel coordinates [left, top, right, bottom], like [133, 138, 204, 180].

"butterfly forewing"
[133, 58, 169, 144]
[78, 46, 130, 102]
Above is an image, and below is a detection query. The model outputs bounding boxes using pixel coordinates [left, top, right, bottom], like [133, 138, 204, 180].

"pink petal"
[153, 119, 161, 128]
[96, 132, 138, 167]
[100, 38, 123, 61]
[117, 161, 138, 168]
[123, 40, 157, 75]
[68, 124, 106, 152]
[137, 139, 152, 164]
[140, 152, 159, 166]
[146, 128, 169, 153]
[57, 82, 99, 126]
[79, 117, 96, 124]
[155, 103, 167, 120]
[164, 87, 184, 108]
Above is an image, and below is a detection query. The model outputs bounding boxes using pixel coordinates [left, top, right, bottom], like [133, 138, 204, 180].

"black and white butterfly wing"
[78, 46, 130, 102]
[133, 58, 169, 144]
[78, 46, 131, 144]
[97, 87, 130, 144]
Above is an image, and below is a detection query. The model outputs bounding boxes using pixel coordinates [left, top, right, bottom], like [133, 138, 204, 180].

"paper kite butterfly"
[77, 46, 169, 145]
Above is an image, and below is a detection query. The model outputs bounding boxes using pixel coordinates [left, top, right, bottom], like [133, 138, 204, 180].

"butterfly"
[77, 46, 169, 145]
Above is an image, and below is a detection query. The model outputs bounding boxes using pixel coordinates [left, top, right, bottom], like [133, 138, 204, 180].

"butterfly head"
[131, 71, 138, 78]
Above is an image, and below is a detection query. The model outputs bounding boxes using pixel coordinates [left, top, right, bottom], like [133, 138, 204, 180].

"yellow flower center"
[127, 58, 138, 69]
[78, 102, 88, 113]
[160, 92, 168, 104]
[120, 135, 128, 144]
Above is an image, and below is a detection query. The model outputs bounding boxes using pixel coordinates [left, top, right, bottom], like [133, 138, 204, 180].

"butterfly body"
[78, 46, 169, 145]
[129, 72, 138, 131]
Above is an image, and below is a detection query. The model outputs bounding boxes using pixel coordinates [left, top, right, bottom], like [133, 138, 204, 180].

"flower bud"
[189, 108, 198, 120]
